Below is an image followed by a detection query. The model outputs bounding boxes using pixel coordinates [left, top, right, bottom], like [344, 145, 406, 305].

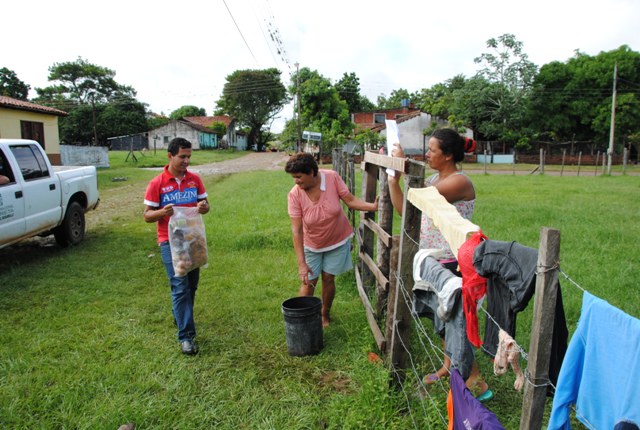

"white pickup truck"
[0, 139, 100, 249]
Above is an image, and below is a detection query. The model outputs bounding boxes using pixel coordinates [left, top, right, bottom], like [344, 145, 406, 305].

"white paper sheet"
[385, 119, 400, 176]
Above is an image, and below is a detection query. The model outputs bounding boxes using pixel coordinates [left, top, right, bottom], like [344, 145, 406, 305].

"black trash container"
[281, 296, 323, 356]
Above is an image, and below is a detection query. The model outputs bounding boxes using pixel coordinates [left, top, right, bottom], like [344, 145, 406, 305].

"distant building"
[147, 116, 247, 151]
[0, 96, 67, 165]
[351, 105, 472, 156]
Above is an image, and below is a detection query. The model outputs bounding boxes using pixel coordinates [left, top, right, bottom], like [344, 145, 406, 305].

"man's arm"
[144, 204, 174, 223]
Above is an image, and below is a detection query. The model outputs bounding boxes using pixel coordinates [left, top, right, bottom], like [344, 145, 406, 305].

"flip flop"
[476, 389, 494, 402]
[424, 373, 442, 385]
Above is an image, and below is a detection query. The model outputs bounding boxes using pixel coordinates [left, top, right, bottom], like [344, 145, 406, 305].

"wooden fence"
[343, 150, 561, 430]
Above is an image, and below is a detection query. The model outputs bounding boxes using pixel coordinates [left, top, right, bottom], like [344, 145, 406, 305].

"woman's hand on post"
[391, 142, 405, 158]
[370, 195, 379, 212]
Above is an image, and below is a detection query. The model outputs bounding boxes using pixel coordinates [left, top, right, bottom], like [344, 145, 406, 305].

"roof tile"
[0, 96, 68, 116]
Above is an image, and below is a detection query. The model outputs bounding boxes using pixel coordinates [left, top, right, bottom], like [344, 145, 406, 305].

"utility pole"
[294, 62, 302, 152]
[607, 63, 617, 175]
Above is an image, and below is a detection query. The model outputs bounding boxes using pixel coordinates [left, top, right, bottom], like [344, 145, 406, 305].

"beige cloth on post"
[494, 329, 525, 391]
[406, 187, 480, 258]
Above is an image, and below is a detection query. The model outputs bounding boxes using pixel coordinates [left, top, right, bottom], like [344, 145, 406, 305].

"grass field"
[0, 152, 637, 428]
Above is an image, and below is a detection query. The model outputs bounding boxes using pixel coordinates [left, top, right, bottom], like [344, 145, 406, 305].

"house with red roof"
[0, 96, 67, 164]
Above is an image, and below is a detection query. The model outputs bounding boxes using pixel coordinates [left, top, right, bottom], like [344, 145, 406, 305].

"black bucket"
[281, 296, 323, 356]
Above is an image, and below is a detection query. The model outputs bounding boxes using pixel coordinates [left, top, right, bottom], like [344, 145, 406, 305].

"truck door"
[0, 148, 26, 242]
[9, 144, 61, 235]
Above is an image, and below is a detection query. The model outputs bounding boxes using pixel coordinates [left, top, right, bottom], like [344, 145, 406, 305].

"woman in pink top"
[286, 153, 378, 327]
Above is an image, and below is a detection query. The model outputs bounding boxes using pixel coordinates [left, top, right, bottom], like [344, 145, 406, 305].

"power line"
[223, 0, 259, 66]
[252, 0, 280, 68]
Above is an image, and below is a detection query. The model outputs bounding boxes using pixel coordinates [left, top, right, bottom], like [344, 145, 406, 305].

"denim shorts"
[304, 239, 353, 280]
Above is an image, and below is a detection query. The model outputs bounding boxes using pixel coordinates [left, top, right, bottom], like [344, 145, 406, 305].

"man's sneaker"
[180, 340, 198, 355]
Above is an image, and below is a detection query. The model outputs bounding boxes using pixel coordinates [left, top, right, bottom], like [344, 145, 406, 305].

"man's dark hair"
[168, 137, 192, 155]
[285, 152, 318, 177]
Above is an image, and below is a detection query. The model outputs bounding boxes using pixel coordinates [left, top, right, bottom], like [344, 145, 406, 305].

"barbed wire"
[360, 209, 612, 428]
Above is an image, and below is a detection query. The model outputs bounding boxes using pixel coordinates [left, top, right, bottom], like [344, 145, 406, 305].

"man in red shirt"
[144, 138, 209, 355]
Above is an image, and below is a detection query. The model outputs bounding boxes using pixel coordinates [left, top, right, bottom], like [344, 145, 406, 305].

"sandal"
[424, 372, 444, 385]
[476, 389, 494, 402]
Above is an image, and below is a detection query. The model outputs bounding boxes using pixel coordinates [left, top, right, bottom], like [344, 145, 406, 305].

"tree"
[469, 34, 538, 142]
[334, 72, 375, 113]
[0, 67, 30, 100]
[415, 75, 467, 120]
[170, 105, 206, 120]
[289, 67, 353, 156]
[354, 128, 383, 151]
[34, 57, 144, 145]
[208, 121, 227, 140]
[376, 88, 417, 110]
[216, 68, 288, 151]
[37, 57, 136, 106]
[147, 114, 170, 130]
[529, 45, 640, 150]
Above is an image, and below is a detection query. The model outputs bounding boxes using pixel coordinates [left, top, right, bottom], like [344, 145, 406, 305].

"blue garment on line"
[547, 291, 640, 429]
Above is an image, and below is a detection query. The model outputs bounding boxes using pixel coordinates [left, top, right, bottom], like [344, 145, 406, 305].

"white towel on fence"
[407, 187, 480, 258]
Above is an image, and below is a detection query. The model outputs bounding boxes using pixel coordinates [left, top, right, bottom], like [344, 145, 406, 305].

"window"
[374, 113, 386, 124]
[0, 150, 15, 185]
[20, 121, 46, 149]
[9, 145, 50, 180]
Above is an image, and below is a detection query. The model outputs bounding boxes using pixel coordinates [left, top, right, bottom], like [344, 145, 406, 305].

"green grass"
[98, 149, 247, 191]
[0, 158, 638, 428]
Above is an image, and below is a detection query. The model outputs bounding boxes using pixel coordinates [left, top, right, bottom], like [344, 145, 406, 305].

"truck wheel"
[54, 201, 85, 247]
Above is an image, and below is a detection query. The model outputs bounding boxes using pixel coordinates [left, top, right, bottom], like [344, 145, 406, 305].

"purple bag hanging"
[448, 369, 505, 430]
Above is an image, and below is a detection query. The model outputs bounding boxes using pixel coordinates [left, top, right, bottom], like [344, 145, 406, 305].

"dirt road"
[191, 151, 290, 175]
[87, 151, 291, 230]
[142, 151, 291, 176]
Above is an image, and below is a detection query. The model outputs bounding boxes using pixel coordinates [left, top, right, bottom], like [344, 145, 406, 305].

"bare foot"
[322, 314, 330, 327]
[467, 378, 489, 396]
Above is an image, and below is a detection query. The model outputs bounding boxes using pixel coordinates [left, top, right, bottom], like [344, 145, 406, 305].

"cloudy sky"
[4, 0, 639, 132]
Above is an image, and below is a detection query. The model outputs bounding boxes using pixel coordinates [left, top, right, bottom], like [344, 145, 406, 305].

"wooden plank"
[364, 151, 422, 173]
[363, 218, 391, 247]
[388, 160, 424, 375]
[520, 228, 561, 430]
[359, 250, 390, 293]
[355, 265, 386, 351]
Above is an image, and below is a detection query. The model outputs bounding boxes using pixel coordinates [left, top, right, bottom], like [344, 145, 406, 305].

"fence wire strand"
[348, 158, 609, 428]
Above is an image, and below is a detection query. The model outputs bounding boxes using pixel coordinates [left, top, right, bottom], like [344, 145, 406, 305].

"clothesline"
[390, 229, 621, 429]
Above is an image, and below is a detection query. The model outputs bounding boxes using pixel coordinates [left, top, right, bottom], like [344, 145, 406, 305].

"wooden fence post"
[388, 160, 424, 380]
[385, 235, 400, 356]
[359, 161, 378, 293]
[376, 169, 393, 317]
[520, 227, 561, 430]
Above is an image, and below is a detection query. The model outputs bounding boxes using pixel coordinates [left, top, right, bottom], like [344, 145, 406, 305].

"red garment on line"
[457, 230, 488, 347]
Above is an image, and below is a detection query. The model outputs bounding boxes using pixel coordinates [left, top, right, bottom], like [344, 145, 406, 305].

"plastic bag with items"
[168, 206, 208, 276]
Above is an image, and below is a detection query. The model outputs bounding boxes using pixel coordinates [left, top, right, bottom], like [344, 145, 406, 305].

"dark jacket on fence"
[412, 256, 474, 380]
[473, 239, 568, 393]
